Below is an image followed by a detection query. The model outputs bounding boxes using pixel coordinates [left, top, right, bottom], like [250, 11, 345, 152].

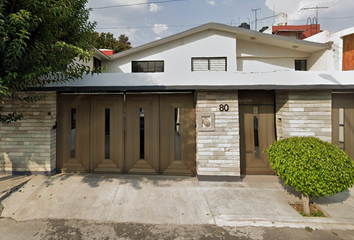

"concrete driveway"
[1, 174, 354, 229]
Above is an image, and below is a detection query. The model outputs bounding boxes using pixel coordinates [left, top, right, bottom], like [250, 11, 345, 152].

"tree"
[0, 0, 97, 123]
[266, 136, 354, 215]
[93, 32, 132, 53]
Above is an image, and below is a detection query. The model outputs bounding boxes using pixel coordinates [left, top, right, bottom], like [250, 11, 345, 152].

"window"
[93, 57, 101, 68]
[132, 61, 164, 72]
[295, 60, 307, 71]
[192, 57, 227, 71]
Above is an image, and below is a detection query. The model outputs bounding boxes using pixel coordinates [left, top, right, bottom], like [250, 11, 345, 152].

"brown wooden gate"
[239, 91, 275, 175]
[332, 93, 354, 160]
[57, 94, 196, 175]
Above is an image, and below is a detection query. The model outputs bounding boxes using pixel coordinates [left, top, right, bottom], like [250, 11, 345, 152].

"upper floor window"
[295, 60, 307, 71]
[192, 57, 227, 71]
[93, 57, 101, 68]
[132, 61, 164, 72]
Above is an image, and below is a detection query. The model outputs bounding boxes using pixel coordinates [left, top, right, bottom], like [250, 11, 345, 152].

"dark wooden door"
[239, 91, 275, 175]
[332, 93, 354, 160]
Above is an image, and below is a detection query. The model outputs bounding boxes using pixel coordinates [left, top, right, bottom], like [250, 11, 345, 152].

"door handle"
[246, 150, 253, 154]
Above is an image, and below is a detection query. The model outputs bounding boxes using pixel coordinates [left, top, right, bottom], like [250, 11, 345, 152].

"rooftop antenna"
[251, 6, 261, 31]
[299, 1, 341, 25]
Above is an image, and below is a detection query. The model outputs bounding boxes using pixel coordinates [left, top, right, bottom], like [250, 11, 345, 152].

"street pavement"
[0, 174, 354, 232]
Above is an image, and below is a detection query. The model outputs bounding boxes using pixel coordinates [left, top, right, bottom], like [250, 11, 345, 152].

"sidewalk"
[0, 175, 33, 201]
[1, 174, 353, 230]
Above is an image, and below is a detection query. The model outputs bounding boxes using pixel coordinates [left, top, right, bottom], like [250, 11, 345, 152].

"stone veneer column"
[0, 92, 57, 175]
[196, 91, 240, 181]
[275, 90, 332, 142]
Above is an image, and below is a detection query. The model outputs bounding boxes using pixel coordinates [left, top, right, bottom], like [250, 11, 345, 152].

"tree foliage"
[93, 32, 132, 53]
[0, 0, 97, 123]
[266, 136, 354, 214]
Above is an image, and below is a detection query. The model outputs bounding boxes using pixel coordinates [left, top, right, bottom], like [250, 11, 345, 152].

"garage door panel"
[57, 95, 90, 173]
[160, 94, 196, 175]
[92, 95, 124, 173]
[125, 95, 159, 174]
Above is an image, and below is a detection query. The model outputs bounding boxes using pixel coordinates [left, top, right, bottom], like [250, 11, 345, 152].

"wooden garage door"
[57, 94, 196, 175]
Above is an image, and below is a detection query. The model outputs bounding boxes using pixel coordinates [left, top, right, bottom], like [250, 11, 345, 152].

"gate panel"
[239, 91, 275, 175]
[92, 95, 124, 173]
[125, 95, 159, 174]
[332, 93, 354, 160]
[57, 95, 90, 173]
[160, 95, 196, 175]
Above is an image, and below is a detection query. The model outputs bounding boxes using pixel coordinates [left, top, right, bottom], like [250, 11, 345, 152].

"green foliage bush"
[266, 136, 354, 198]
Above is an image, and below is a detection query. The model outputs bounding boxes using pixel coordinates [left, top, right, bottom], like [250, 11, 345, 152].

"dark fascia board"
[109, 22, 330, 60]
[30, 84, 354, 92]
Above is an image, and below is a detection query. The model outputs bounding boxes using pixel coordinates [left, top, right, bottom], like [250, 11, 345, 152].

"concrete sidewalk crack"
[197, 182, 216, 225]
[105, 183, 121, 221]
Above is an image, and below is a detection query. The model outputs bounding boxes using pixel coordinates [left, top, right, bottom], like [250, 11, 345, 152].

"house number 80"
[219, 104, 229, 112]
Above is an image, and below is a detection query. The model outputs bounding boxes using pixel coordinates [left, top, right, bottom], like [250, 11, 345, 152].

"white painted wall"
[236, 40, 311, 72]
[308, 50, 328, 71]
[106, 30, 237, 74]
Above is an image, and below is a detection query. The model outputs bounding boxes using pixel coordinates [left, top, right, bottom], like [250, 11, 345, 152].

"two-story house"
[1, 23, 354, 181]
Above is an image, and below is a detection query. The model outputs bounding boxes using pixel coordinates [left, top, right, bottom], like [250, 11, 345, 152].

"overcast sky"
[86, 0, 354, 47]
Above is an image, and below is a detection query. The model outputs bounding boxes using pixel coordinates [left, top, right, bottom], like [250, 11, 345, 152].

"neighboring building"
[100, 49, 115, 57]
[262, 13, 321, 40]
[271, 24, 320, 40]
[1, 23, 354, 181]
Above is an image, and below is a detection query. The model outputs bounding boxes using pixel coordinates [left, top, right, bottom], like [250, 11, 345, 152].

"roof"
[106, 23, 330, 61]
[40, 71, 354, 91]
[274, 29, 307, 32]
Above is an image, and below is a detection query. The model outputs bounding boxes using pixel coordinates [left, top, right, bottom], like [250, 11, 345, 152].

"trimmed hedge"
[266, 136, 354, 198]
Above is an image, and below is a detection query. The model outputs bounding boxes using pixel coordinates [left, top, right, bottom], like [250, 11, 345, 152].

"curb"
[215, 216, 354, 230]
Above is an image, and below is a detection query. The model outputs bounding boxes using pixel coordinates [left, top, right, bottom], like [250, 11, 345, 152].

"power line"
[96, 24, 202, 30]
[91, 0, 194, 10]
[94, 14, 354, 31]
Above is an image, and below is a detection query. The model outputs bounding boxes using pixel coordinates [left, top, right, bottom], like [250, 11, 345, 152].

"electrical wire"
[91, 0, 195, 10]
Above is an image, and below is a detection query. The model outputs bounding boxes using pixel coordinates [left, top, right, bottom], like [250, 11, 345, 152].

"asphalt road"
[0, 218, 353, 240]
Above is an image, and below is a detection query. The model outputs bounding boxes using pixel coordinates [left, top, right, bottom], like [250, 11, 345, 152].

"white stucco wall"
[236, 40, 311, 72]
[106, 30, 237, 74]
[308, 50, 328, 71]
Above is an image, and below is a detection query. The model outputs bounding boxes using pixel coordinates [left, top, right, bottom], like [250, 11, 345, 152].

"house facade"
[1, 23, 354, 181]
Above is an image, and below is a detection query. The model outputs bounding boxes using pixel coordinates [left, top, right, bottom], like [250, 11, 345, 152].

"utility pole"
[251, 6, 261, 31]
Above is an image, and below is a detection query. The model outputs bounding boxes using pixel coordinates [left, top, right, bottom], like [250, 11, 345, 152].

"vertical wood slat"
[343, 34, 354, 71]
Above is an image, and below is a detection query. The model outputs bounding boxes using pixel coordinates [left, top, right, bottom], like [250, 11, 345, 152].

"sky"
[86, 0, 354, 47]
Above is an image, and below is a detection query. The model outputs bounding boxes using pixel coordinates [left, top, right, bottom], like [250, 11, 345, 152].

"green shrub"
[266, 136, 354, 198]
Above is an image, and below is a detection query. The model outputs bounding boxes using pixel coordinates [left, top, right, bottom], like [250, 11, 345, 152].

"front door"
[239, 91, 275, 175]
[57, 93, 196, 175]
[332, 93, 354, 160]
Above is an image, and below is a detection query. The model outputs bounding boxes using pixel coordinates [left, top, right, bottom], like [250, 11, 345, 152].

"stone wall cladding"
[275, 90, 332, 142]
[0, 92, 57, 175]
[196, 91, 240, 177]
